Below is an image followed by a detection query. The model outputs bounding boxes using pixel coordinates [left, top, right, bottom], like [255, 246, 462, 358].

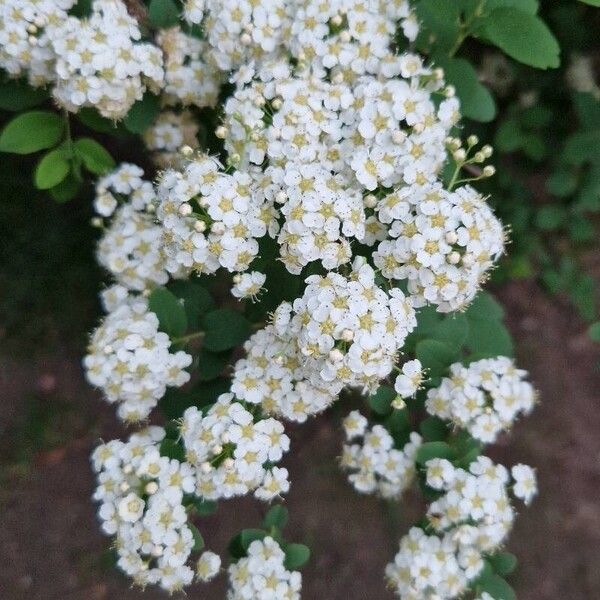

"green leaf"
[579, 0, 600, 6]
[194, 499, 218, 516]
[589, 322, 600, 342]
[159, 438, 185, 461]
[0, 111, 63, 154]
[466, 319, 514, 358]
[573, 93, 600, 130]
[494, 119, 523, 153]
[483, 0, 538, 14]
[283, 543, 311, 570]
[189, 523, 205, 551]
[197, 349, 231, 381]
[49, 174, 80, 203]
[437, 58, 496, 122]
[368, 385, 396, 415]
[229, 529, 267, 558]
[428, 313, 469, 348]
[0, 80, 48, 111]
[262, 505, 289, 530]
[77, 108, 119, 133]
[202, 309, 251, 352]
[148, 287, 188, 338]
[563, 131, 600, 165]
[419, 416, 449, 442]
[479, 9, 560, 69]
[478, 573, 516, 600]
[169, 280, 215, 330]
[123, 93, 161, 134]
[489, 552, 518, 576]
[158, 378, 231, 419]
[546, 170, 577, 197]
[465, 291, 505, 321]
[414, 0, 460, 53]
[148, 0, 181, 28]
[568, 216, 595, 244]
[535, 205, 567, 230]
[415, 441, 454, 466]
[74, 138, 115, 175]
[416, 340, 458, 378]
[34, 149, 70, 189]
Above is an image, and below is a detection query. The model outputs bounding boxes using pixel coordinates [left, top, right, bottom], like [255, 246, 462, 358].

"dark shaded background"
[0, 151, 599, 600]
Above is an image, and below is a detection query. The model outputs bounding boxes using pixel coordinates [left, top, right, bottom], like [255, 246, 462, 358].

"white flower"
[394, 359, 424, 398]
[196, 551, 221, 582]
[231, 271, 266, 300]
[511, 464, 537, 505]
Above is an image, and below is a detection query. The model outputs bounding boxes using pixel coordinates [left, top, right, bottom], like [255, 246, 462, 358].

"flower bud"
[328, 348, 344, 362]
[467, 135, 479, 147]
[341, 329, 354, 342]
[447, 251, 461, 265]
[339, 30, 351, 43]
[180, 145, 194, 156]
[215, 126, 228, 139]
[211, 222, 226, 235]
[445, 231, 458, 245]
[179, 203, 193, 216]
[240, 32, 252, 46]
[364, 194, 377, 208]
[453, 149, 466, 162]
[145, 482, 159, 495]
[331, 14, 343, 26]
[194, 220, 207, 233]
[483, 165, 496, 177]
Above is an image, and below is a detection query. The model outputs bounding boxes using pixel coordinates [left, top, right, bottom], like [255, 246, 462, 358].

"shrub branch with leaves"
[3, 0, 596, 598]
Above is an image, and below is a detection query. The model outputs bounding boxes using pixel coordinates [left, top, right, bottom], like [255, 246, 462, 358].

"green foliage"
[34, 148, 70, 189]
[123, 93, 161, 134]
[202, 309, 252, 352]
[262, 505, 289, 530]
[478, 9, 560, 69]
[148, 0, 181, 28]
[415, 441, 454, 465]
[368, 385, 396, 415]
[0, 79, 47, 111]
[489, 552, 518, 576]
[73, 138, 115, 175]
[283, 543, 311, 570]
[0, 111, 64, 154]
[148, 287, 188, 338]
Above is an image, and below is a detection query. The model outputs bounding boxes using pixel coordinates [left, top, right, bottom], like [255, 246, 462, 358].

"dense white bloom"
[158, 27, 222, 109]
[83, 296, 192, 422]
[156, 154, 270, 276]
[144, 110, 200, 168]
[425, 356, 536, 443]
[92, 427, 207, 592]
[341, 414, 421, 499]
[180, 393, 291, 501]
[95, 164, 170, 291]
[387, 456, 531, 599]
[227, 536, 302, 600]
[0, 0, 76, 84]
[373, 184, 505, 312]
[50, 0, 164, 119]
[231, 270, 267, 300]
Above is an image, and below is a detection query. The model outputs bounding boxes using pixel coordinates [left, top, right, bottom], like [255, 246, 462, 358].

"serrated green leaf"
[124, 93, 161, 134]
[437, 57, 496, 122]
[479, 9, 560, 69]
[478, 573, 516, 600]
[148, 0, 181, 28]
[368, 385, 396, 415]
[262, 505, 289, 530]
[283, 543, 311, 570]
[202, 309, 251, 352]
[159, 438, 185, 461]
[74, 138, 115, 175]
[148, 286, 188, 338]
[0, 79, 48, 111]
[0, 111, 63, 154]
[34, 149, 70, 189]
[415, 441, 454, 466]
[189, 523, 205, 551]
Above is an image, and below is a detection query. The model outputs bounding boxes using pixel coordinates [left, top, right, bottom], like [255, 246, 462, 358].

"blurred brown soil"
[0, 279, 599, 600]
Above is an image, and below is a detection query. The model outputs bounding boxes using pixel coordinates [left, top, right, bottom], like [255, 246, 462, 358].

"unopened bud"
[119, 482, 130, 493]
[223, 458, 235, 470]
[233, 274, 242, 284]
[364, 194, 377, 208]
[91, 217, 103, 228]
[482, 145, 493, 158]
[339, 30, 351, 43]
[179, 203, 193, 216]
[392, 130, 406, 144]
[473, 151, 485, 163]
[151, 545, 163, 557]
[201, 461, 212, 474]
[328, 348, 344, 362]
[445, 231, 458, 245]
[215, 126, 228, 139]
[145, 482, 159, 495]
[467, 135, 479, 147]
[445, 85, 456, 98]
[483, 165, 496, 177]
[275, 190, 287, 204]
[331, 14, 343, 26]
[453, 149, 466, 162]
[211, 222, 226, 235]
[332, 72, 344, 84]
[212, 444, 223, 456]
[271, 97, 283, 110]
[447, 251, 461, 265]
[180, 145, 194, 156]
[240, 32, 252, 46]
[391, 396, 406, 410]
[341, 329, 354, 342]
[194, 220, 206, 233]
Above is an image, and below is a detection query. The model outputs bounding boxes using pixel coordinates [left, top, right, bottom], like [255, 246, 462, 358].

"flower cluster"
[84, 295, 192, 422]
[92, 427, 219, 592]
[158, 27, 222, 109]
[385, 456, 537, 598]
[143, 110, 200, 168]
[425, 356, 536, 443]
[0, 0, 76, 84]
[95, 164, 169, 291]
[50, 0, 163, 119]
[180, 394, 291, 501]
[372, 184, 505, 311]
[341, 410, 422, 498]
[156, 154, 270, 276]
[228, 536, 302, 600]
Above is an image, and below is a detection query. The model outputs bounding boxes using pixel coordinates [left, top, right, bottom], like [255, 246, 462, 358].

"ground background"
[0, 161, 599, 599]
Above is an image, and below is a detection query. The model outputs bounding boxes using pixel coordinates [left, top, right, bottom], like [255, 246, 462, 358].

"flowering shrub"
[5, 0, 597, 598]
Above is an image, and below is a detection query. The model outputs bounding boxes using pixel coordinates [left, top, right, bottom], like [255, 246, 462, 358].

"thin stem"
[171, 331, 205, 345]
[448, 0, 486, 58]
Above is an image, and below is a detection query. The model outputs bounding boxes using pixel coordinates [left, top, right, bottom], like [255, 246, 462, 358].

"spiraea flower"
[180, 393, 291, 501]
[92, 427, 211, 593]
[50, 0, 164, 119]
[231, 270, 267, 300]
[143, 110, 200, 168]
[95, 164, 170, 291]
[425, 356, 536, 443]
[83, 295, 192, 422]
[340, 412, 422, 498]
[227, 536, 302, 600]
[156, 154, 270, 276]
